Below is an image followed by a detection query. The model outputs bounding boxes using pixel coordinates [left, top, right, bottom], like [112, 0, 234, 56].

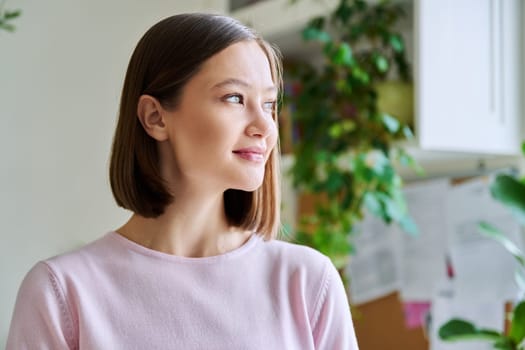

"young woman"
[7, 13, 359, 349]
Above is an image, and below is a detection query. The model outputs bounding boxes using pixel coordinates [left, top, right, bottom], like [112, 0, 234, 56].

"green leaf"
[490, 174, 525, 225]
[399, 214, 418, 235]
[382, 195, 404, 221]
[439, 319, 476, 339]
[382, 113, 400, 133]
[521, 141, 525, 156]
[397, 151, 425, 175]
[330, 120, 356, 138]
[306, 16, 325, 30]
[398, 153, 411, 166]
[439, 319, 505, 342]
[516, 269, 525, 292]
[329, 123, 343, 138]
[478, 222, 525, 268]
[374, 54, 389, 73]
[493, 338, 515, 350]
[302, 27, 331, 43]
[351, 67, 370, 84]
[335, 78, 348, 93]
[510, 301, 525, 343]
[333, 4, 352, 23]
[342, 120, 356, 132]
[389, 34, 404, 52]
[0, 22, 15, 32]
[5, 9, 22, 19]
[355, 0, 367, 11]
[314, 151, 330, 163]
[402, 125, 414, 140]
[363, 192, 382, 217]
[332, 43, 353, 66]
[325, 170, 344, 194]
[367, 151, 389, 174]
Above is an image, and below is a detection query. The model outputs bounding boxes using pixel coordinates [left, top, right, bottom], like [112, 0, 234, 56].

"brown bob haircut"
[109, 13, 283, 240]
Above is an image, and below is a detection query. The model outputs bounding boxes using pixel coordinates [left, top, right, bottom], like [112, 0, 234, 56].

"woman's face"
[160, 40, 278, 193]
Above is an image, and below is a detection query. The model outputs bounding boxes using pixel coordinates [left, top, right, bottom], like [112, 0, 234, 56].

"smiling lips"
[233, 147, 266, 162]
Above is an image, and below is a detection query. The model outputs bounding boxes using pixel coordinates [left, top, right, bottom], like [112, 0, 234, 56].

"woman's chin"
[234, 179, 264, 192]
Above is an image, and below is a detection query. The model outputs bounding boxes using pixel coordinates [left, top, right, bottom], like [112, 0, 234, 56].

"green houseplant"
[438, 146, 525, 350]
[285, 0, 421, 270]
[0, 0, 21, 32]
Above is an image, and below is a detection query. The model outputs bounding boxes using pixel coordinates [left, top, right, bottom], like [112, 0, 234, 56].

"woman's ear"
[137, 95, 169, 141]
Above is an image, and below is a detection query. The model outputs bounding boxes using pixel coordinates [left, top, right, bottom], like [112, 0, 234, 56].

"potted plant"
[438, 156, 525, 349]
[284, 0, 421, 272]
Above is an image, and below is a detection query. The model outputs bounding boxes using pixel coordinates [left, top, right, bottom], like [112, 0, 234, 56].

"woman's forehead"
[194, 41, 275, 91]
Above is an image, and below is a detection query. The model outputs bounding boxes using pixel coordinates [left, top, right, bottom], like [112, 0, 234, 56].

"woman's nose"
[246, 106, 275, 138]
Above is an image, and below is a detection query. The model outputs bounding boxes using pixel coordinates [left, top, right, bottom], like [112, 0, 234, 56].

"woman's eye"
[263, 101, 276, 112]
[224, 94, 243, 104]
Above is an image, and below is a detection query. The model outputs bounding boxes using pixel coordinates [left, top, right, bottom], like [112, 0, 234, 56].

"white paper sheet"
[446, 176, 523, 302]
[430, 280, 505, 350]
[346, 173, 523, 307]
[346, 215, 400, 305]
[394, 179, 450, 301]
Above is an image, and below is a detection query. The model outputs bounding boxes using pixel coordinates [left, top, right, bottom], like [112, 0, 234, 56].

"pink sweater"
[7, 232, 359, 349]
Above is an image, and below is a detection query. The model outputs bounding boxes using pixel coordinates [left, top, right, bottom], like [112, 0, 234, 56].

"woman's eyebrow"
[212, 78, 277, 93]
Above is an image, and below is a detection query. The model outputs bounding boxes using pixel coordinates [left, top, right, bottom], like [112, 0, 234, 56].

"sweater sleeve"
[6, 261, 77, 350]
[311, 258, 359, 350]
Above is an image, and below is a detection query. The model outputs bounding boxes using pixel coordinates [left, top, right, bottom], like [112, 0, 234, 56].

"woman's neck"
[115, 192, 252, 258]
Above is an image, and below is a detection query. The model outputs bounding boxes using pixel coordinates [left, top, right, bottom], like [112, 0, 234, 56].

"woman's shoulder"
[256, 235, 334, 279]
[260, 235, 328, 260]
[30, 232, 117, 281]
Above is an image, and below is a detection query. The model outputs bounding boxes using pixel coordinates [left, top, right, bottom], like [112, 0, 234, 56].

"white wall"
[0, 0, 226, 343]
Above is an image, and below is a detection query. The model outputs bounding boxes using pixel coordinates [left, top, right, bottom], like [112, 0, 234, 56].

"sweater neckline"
[106, 230, 260, 264]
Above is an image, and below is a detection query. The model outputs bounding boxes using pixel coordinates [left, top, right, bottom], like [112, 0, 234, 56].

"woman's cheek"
[268, 124, 278, 149]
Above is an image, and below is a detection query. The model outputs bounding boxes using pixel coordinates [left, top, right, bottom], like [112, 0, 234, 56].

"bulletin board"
[352, 292, 428, 350]
[297, 172, 517, 350]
